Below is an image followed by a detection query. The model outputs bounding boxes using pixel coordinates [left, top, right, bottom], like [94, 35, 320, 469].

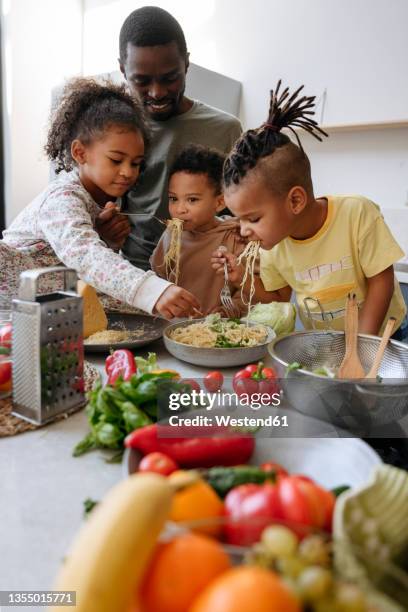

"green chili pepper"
[73, 432, 97, 457]
[204, 465, 277, 498]
[122, 402, 152, 433]
[94, 422, 123, 449]
[119, 381, 141, 402]
[102, 385, 128, 406]
[331, 485, 351, 498]
[133, 380, 158, 404]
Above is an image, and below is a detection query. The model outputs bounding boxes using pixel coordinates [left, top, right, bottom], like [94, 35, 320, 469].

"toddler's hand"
[96, 202, 131, 250]
[211, 248, 244, 287]
[153, 285, 202, 320]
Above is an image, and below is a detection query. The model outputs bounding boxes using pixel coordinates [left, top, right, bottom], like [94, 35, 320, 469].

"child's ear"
[215, 194, 225, 213]
[288, 186, 307, 215]
[71, 139, 87, 165]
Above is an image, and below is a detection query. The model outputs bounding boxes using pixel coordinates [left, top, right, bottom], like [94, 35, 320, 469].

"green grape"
[313, 598, 340, 612]
[298, 534, 331, 566]
[276, 555, 307, 578]
[335, 582, 367, 612]
[245, 543, 275, 569]
[281, 576, 302, 599]
[298, 566, 333, 601]
[261, 525, 298, 557]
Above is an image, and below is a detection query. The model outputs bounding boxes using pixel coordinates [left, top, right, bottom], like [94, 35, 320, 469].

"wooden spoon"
[365, 317, 396, 379]
[338, 293, 365, 379]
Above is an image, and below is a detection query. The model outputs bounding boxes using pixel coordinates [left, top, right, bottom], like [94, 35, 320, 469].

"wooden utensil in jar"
[365, 317, 396, 379]
[338, 293, 365, 379]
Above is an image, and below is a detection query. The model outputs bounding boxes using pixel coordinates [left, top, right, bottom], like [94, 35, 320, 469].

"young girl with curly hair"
[0, 78, 200, 319]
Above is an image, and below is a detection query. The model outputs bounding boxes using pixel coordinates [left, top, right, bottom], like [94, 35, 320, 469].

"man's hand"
[95, 202, 131, 250]
[153, 285, 202, 320]
[211, 248, 244, 287]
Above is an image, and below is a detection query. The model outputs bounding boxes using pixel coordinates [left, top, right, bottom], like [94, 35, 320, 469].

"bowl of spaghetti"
[163, 315, 275, 367]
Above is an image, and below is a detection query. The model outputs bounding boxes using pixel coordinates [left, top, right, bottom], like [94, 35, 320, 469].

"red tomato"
[224, 483, 282, 546]
[0, 323, 12, 349]
[0, 359, 12, 386]
[203, 371, 224, 393]
[138, 452, 179, 476]
[261, 462, 289, 479]
[276, 476, 335, 531]
[181, 378, 201, 393]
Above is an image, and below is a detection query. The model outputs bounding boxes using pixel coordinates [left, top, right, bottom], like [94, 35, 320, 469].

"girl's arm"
[38, 187, 200, 318]
[149, 231, 167, 279]
[359, 266, 395, 335]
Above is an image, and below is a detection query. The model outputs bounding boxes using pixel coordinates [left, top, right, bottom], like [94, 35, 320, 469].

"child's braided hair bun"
[223, 80, 328, 188]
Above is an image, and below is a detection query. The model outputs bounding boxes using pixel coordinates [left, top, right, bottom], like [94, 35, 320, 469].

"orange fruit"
[189, 566, 301, 612]
[140, 532, 231, 612]
[169, 477, 224, 535]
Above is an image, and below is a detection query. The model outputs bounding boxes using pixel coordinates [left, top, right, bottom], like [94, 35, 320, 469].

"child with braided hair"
[212, 81, 407, 338]
[0, 78, 200, 319]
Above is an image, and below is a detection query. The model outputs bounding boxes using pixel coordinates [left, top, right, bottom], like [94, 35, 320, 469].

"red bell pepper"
[223, 475, 336, 546]
[276, 475, 335, 532]
[232, 362, 279, 403]
[261, 461, 289, 480]
[105, 349, 136, 385]
[124, 423, 254, 468]
[0, 323, 12, 349]
[0, 358, 12, 388]
[224, 483, 282, 545]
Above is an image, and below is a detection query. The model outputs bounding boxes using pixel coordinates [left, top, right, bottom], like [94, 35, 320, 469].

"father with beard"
[117, 6, 242, 270]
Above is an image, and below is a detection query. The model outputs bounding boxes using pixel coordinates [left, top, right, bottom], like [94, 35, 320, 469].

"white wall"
[4, 0, 408, 252]
[81, 0, 408, 254]
[3, 0, 82, 223]
[303, 128, 408, 251]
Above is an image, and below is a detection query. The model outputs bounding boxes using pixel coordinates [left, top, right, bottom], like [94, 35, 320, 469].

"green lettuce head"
[245, 302, 296, 336]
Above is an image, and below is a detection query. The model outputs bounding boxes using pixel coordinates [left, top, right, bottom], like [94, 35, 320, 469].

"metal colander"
[268, 331, 408, 431]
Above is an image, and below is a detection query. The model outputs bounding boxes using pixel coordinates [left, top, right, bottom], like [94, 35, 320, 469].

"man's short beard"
[145, 85, 186, 121]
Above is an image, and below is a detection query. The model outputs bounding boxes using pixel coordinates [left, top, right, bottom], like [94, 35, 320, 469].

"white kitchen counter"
[0, 338, 285, 609]
[0, 337, 405, 611]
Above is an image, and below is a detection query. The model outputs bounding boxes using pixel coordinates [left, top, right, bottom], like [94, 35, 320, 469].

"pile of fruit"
[52, 472, 374, 612]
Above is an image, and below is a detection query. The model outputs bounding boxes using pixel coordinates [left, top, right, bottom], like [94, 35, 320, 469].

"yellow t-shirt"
[260, 195, 407, 332]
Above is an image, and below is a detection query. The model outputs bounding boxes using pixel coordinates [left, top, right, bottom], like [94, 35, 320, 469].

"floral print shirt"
[1, 169, 170, 312]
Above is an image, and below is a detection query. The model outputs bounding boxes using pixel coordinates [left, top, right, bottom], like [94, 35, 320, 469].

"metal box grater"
[12, 267, 85, 425]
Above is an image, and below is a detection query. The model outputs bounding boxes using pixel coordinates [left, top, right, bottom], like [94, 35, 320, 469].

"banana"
[52, 472, 173, 612]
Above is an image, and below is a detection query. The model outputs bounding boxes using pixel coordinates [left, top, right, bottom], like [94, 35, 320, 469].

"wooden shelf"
[297, 120, 408, 134]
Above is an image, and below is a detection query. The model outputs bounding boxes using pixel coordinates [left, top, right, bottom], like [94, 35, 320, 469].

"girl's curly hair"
[45, 77, 149, 173]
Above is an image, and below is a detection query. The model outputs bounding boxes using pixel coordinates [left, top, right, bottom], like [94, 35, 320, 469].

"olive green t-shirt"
[121, 100, 242, 269]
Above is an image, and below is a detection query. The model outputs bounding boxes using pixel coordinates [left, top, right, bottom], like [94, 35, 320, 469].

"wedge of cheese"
[77, 281, 108, 339]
